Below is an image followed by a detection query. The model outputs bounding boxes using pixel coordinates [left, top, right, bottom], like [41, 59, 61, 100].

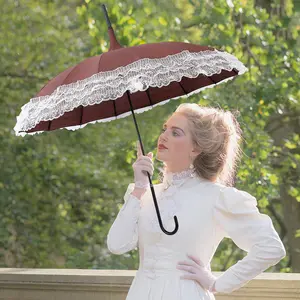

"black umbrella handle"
[126, 91, 179, 235]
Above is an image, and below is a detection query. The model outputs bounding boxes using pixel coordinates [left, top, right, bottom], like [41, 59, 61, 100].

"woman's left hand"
[177, 254, 217, 293]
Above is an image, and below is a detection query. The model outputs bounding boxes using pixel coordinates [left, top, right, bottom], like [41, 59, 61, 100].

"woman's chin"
[156, 152, 169, 162]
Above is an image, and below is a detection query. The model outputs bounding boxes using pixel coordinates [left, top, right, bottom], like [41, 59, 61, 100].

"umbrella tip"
[101, 4, 112, 29]
[101, 4, 122, 51]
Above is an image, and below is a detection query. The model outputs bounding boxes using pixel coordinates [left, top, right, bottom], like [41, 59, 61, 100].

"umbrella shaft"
[126, 91, 147, 157]
[126, 91, 179, 236]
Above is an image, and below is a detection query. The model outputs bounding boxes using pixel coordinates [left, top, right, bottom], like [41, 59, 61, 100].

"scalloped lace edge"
[14, 49, 247, 136]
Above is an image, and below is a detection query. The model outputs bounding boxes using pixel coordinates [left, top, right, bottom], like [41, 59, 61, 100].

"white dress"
[107, 170, 286, 299]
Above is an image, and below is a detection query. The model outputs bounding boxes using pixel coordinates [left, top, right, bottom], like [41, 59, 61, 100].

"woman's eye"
[161, 128, 178, 136]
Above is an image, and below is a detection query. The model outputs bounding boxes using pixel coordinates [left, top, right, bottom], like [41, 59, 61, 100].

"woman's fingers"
[177, 259, 202, 270]
[134, 159, 154, 168]
[134, 159, 153, 167]
[139, 167, 154, 174]
[136, 156, 153, 164]
[134, 141, 154, 176]
[180, 274, 198, 281]
[139, 165, 154, 173]
[136, 142, 153, 161]
[187, 254, 205, 267]
[136, 141, 142, 157]
[177, 264, 197, 274]
[141, 166, 154, 175]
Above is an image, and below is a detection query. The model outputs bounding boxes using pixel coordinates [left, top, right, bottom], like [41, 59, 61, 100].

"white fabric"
[106, 175, 286, 299]
[14, 49, 248, 137]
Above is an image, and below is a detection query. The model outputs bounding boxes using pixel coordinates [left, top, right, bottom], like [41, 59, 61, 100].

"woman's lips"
[158, 145, 168, 150]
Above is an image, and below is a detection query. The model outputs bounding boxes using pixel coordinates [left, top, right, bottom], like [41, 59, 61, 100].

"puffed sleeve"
[213, 186, 286, 294]
[106, 183, 142, 255]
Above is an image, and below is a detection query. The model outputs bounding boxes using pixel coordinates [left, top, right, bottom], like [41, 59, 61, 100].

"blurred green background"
[0, 0, 299, 273]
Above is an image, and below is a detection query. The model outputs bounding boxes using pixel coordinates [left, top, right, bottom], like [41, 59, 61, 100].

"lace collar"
[162, 167, 196, 189]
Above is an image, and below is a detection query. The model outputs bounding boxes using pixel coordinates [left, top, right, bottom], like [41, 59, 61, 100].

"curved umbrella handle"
[126, 91, 179, 235]
[147, 171, 179, 235]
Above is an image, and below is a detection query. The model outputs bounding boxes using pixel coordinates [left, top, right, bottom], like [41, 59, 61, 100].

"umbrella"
[14, 4, 247, 236]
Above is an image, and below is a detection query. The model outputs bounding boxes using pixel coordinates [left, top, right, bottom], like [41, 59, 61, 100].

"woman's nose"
[160, 131, 168, 141]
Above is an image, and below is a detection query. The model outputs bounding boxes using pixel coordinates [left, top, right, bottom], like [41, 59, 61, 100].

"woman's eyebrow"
[163, 124, 185, 134]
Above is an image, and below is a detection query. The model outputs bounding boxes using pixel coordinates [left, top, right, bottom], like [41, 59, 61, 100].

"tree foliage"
[0, 0, 299, 272]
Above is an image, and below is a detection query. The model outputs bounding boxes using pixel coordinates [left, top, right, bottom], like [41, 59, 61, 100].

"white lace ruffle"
[14, 49, 248, 136]
[163, 168, 196, 187]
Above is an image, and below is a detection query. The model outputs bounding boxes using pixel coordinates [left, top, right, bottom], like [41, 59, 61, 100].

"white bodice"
[107, 173, 286, 296]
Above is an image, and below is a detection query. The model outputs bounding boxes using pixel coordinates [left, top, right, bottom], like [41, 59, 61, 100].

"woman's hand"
[132, 141, 154, 189]
[177, 254, 217, 293]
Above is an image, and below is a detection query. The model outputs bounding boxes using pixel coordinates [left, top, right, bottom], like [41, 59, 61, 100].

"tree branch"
[0, 72, 49, 81]
[267, 200, 287, 238]
[244, 43, 262, 72]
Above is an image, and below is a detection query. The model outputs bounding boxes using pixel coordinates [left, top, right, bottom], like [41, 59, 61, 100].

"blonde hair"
[160, 103, 243, 187]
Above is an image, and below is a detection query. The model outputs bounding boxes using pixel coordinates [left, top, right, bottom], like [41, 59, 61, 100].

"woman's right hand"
[132, 141, 154, 190]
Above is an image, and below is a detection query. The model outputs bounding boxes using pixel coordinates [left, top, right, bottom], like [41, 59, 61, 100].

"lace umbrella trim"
[14, 49, 247, 136]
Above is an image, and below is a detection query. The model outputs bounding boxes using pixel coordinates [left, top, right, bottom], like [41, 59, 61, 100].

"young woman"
[107, 103, 286, 299]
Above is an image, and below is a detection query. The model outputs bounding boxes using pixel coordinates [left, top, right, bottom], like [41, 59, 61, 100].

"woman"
[107, 103, 286, 299]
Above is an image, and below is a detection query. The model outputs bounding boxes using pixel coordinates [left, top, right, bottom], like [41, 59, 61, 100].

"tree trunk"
[266, 112, 300, 272]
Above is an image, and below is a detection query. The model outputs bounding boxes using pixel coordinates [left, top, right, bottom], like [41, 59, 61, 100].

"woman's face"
[156, 113, 200, 172]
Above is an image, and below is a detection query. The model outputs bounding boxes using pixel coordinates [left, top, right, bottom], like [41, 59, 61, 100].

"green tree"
[71, 0, 300, 272]
[1, 0, 299, 273]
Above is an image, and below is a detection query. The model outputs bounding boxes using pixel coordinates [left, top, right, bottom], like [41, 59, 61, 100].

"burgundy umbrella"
[14, 4, 247, 235]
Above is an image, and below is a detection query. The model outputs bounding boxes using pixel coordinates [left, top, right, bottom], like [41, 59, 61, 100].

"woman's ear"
[191, 148, 201, 158]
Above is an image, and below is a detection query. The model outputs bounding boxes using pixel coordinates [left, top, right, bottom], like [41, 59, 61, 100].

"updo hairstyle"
[161, 103, 243, 187]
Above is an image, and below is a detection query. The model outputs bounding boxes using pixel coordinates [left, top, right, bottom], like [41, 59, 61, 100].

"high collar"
[162, 167, 196, 187]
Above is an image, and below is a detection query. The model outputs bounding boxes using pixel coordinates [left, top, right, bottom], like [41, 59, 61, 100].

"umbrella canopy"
[14, 5, 247, 235]
[13, 33, 247, 136]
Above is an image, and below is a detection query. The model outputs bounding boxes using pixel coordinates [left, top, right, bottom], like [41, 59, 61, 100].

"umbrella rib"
[145, 89, 153, 106]
[80, 105, 84, 125]
[209, 76, 217, 84]
[97, 54, 104, 75]
[178, 82, 188, 95]
[113, 99, 117, 117]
